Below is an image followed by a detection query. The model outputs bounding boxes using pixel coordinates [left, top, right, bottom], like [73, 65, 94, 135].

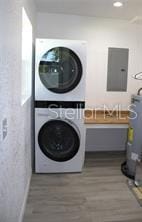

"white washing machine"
[35, 101, 86, 173]
[35, 39, 86, 101]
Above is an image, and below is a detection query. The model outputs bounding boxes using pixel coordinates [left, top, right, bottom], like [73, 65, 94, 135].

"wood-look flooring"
[23, 152, 142, 222]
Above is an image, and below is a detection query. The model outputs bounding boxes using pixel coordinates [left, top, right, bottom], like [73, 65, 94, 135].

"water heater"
[122, 95, 142, 178]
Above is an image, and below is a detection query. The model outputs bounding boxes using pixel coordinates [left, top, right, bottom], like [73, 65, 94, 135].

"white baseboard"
[18, 173, 32, 222]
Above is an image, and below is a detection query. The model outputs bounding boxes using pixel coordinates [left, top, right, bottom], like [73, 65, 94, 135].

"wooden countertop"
[84, 110, 129, 124]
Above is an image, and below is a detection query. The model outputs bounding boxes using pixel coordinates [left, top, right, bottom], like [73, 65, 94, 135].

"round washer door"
[38, 119, 80, 162]
[39, 47, 82, 93]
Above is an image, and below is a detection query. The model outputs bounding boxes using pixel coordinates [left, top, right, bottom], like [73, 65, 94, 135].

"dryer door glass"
[39, 47, 82, 93]
[38, 120, 80, 162]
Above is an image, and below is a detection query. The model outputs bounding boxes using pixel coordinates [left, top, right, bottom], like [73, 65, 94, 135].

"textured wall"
[0, 0, 35, 221]
[37, 13, 142, 109]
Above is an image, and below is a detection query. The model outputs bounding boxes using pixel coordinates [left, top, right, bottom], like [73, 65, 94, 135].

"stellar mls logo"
[48, 104, 84, 120]
[48, 104, 137, 120]
[85, 104, 137, 121]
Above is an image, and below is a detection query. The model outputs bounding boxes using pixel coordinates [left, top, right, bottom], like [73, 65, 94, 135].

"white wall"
[37, 13, 142, 110]
[0, 0, 36, 221]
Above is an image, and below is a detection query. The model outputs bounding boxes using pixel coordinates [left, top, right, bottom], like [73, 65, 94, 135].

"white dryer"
[35, 39, 86, 101]
[35, 101, 86, 173]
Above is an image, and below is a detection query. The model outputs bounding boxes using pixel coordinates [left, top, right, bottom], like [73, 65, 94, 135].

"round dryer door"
[38, 120, 80, 162]
[39, 47, 82, 93]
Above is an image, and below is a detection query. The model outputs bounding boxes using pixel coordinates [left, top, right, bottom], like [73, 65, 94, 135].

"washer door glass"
[38, 120, 80, 162]
[39, 47, 82, 93]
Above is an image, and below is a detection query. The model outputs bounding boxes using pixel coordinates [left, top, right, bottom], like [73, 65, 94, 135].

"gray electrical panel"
[107, 47, 129, 92]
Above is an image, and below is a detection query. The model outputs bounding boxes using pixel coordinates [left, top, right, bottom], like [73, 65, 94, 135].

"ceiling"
[35, 0, 142, 20]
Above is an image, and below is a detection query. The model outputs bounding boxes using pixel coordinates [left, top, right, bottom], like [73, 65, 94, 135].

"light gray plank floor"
[23, 152, 142, 222]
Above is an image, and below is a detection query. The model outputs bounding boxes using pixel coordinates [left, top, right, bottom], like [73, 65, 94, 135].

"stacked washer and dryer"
[35, 39, 86, 173]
